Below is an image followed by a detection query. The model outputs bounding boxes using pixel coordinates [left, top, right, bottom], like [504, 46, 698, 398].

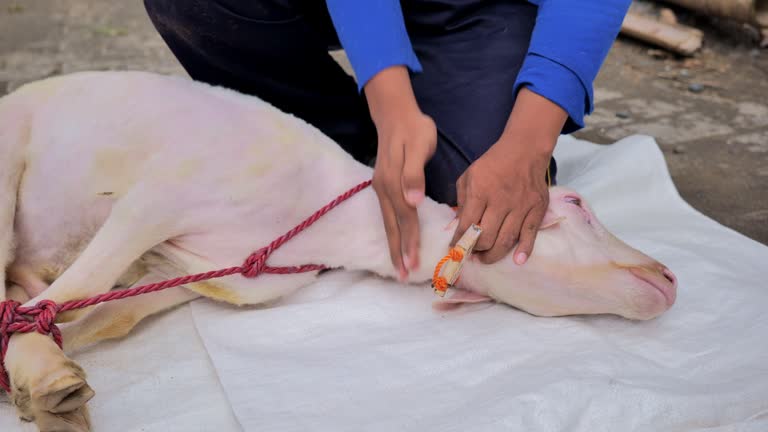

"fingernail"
[405, 190, 424, 206]
[403, 254, 413, 270]
[398, 267, 408, 282]
[409, 253, 419, 271]
[515, 252, 528, 265]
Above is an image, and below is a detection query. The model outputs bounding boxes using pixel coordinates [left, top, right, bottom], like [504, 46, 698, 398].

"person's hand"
[364, 66, 437, 280]
[452, 87, 568, 265]
[452, 139, 551, 265]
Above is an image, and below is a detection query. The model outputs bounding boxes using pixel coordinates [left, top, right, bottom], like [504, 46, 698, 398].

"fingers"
[512, 204, 546, 265]
[456, 174, 467, 214]
[373, 133, 429, 277]
[453, 176, 547, 265]
[373, 181, 406, 281]
[398, 140, 429, 271]
[395, 195, 421, 272]
[373, 142, 409, 279]
[399, 134, 435, 271]
[475, 206, 507, 252]
[367, 93, 435, 279]
[452, 187, 486, 246]
[479, 210, 524, 264]
[446, 133, 553, 266]
[401, 137, 430, 208]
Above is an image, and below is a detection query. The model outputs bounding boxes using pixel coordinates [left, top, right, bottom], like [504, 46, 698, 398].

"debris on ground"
[621, 1, 768, 55]
[621, 10, 704, 56]
[91, 26, 127, 37]
[7, 3, 23, 14]
[661, 0, 763, 24]
[659, 7, 678, 25]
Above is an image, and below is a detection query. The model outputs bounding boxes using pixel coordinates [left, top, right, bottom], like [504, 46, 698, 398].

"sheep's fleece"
[2, 134, 766, 432]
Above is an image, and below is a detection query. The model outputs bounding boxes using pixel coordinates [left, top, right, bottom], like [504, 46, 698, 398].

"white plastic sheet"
[191, 135, 768, 431]
[1, 135, 766, 431]
[0, 305, 241, 432]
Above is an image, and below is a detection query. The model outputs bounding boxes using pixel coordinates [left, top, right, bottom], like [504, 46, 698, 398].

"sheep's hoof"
[34, 405, 92, 432]
[31, 363, 94, 413]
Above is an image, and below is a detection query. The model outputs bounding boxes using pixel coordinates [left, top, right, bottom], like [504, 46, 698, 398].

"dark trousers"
[143, 0, 556, 206]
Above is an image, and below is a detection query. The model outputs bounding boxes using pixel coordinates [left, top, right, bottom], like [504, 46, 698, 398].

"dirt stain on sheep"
[187, 281, 243, 305]
[89, 313, 138, 342]
[174, 159, 203, 180]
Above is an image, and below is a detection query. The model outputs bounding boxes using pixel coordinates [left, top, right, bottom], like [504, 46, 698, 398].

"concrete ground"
[1, 0, 766, 245]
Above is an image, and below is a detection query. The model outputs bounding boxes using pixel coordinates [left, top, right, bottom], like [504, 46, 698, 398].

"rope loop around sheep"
[0, 180, 372, 393]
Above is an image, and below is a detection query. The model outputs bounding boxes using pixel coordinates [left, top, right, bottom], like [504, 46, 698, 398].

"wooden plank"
[621, 11, 704, 56]
[433, 224, 482, 297]
[659, 0, 757, 23]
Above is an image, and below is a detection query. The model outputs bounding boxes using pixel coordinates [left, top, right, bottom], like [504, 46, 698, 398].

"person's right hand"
[364, 66, 437, 281]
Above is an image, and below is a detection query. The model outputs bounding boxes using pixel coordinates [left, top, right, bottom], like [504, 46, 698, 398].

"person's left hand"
[451, 87, 568, 265]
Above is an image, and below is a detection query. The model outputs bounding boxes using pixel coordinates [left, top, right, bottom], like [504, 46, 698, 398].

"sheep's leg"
[7, 265, 51, 299]
[5, 193, 180, 432]
[0, 97, 28, 303]
[62, 282, 199, 353]
[6, 283, 31, 304]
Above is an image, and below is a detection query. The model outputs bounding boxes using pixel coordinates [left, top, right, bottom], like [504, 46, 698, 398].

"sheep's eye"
[564, 196, 582, 207]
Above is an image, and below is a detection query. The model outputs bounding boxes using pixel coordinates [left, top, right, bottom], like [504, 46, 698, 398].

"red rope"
[0, 179, 372, 393]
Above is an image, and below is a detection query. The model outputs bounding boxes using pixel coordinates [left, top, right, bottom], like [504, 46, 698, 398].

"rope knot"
[242, 247, 270, 278]
[433, 277, 448, 292]
[1, 300, 20, 334]
[448, 247, 464, 262]
[33, 300, 60, 337]
[1, 300, 22, 393]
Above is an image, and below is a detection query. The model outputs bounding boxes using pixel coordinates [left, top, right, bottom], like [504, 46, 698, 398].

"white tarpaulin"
[2, 135, 767, 431]
[0, 306, 241, 431]
[191, 135, 768, 432]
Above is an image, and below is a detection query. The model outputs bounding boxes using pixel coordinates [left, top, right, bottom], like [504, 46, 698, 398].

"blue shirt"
[325, 0, 631, 134]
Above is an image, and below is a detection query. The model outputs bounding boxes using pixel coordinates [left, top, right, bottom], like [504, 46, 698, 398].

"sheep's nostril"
[661, 268, 677, 287]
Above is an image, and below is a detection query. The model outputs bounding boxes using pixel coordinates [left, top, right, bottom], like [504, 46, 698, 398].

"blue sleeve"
[325, 0, 422, 91]
[325, 0, 630, 134]
[515, 0, 631, 133]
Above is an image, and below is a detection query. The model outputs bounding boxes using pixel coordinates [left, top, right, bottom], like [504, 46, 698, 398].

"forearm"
[364, 66, 420, 129]
[495, 87, 568, 157]
[325, 0, 422, 90]
[516, 0, 631, 133]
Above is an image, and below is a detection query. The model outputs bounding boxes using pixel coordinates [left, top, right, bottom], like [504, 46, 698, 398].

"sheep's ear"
[539, 210, 565, 230]
[432, 290, 492, 311]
